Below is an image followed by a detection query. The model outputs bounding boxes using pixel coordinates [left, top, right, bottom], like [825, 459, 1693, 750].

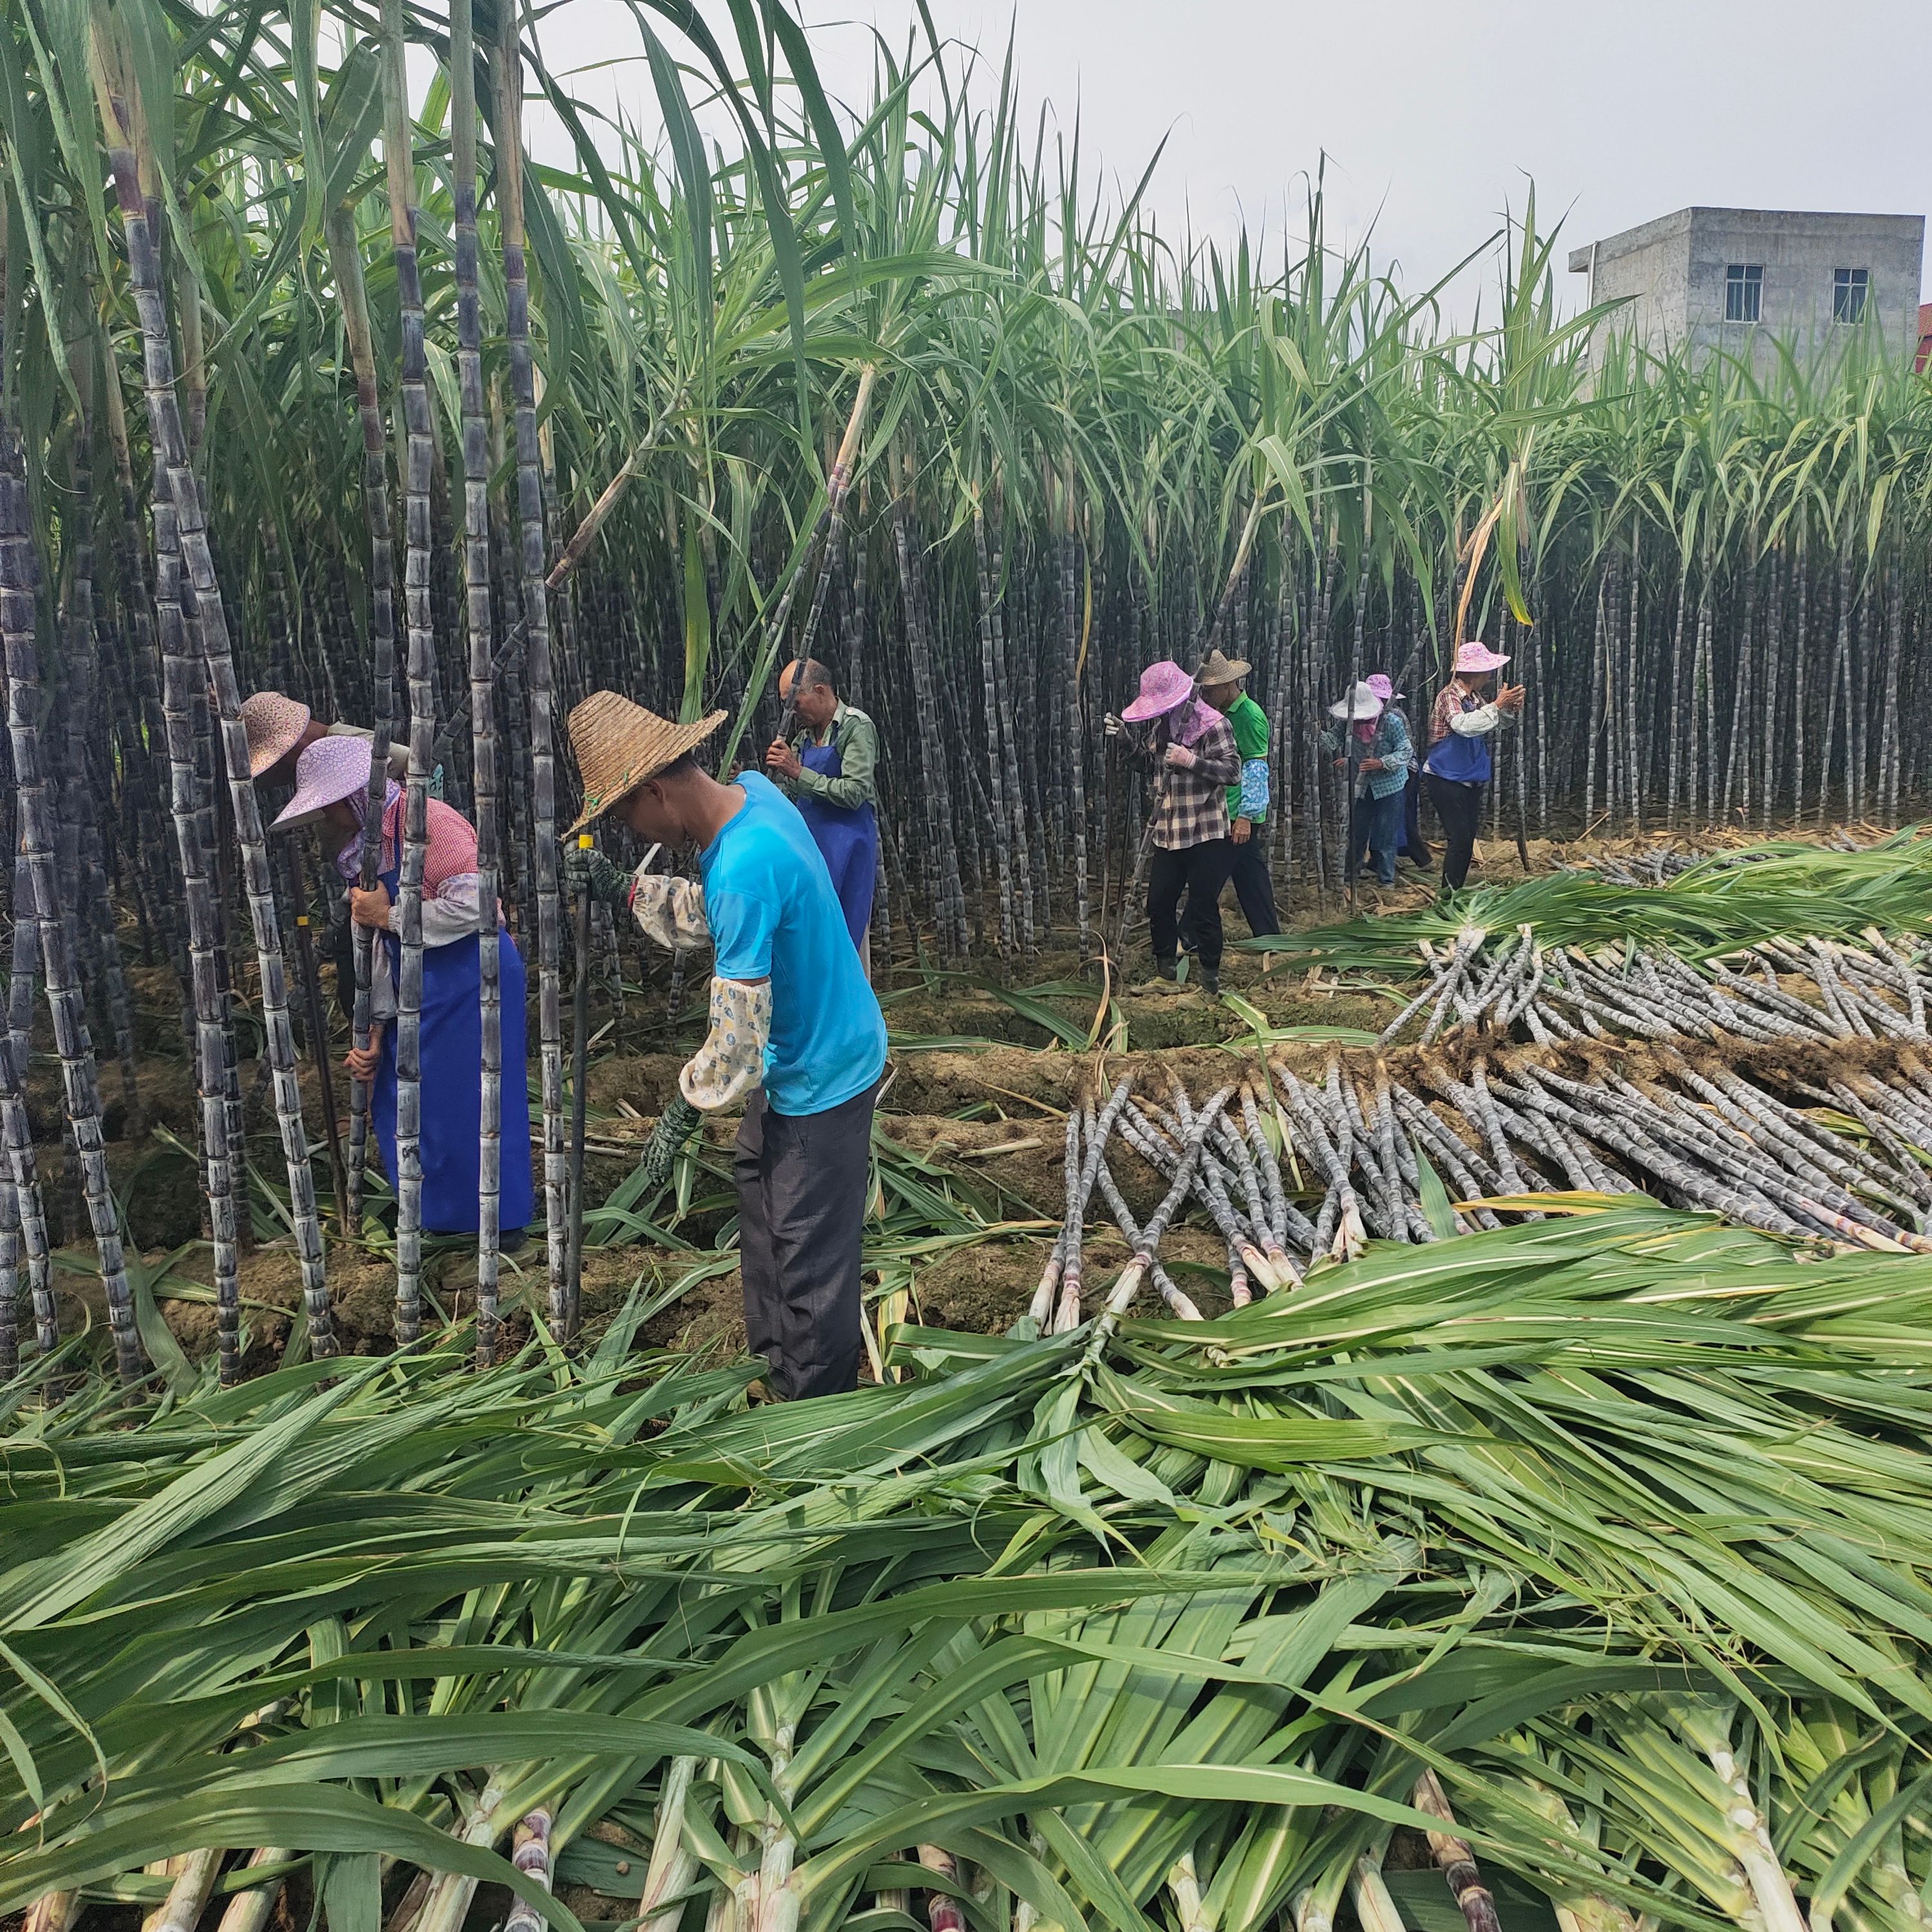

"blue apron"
[794, 734, 878, 953]
[374, 858, 535, 1236]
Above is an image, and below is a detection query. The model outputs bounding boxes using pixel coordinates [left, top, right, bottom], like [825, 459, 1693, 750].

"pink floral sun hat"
[272, 733, 377, 831]
[1120, 659, 1193, 723]
[1367, 674, 1403, 702]
[240, 692, 312, 777]
[1454, 640, 1511, 674]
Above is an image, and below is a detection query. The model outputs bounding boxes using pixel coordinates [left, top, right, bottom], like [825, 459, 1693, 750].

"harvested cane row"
[1032, 1034, 1932, 1332]
[1370, 927, 1932, 1049]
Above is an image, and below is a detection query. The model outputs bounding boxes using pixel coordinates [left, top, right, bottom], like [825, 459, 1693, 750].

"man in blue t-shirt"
[564, 692, 887, 1400]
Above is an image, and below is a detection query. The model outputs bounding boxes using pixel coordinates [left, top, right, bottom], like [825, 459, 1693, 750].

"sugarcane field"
[12, 3, 1932, 1931]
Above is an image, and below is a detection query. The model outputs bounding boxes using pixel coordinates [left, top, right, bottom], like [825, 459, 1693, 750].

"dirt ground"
[20, 820, 1904, 1379]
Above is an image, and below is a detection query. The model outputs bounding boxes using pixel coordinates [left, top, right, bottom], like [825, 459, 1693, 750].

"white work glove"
[1164, 743, 1198, 771]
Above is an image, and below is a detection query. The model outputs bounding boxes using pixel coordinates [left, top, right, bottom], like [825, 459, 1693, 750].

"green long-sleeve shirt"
[785, 701, 879, 811]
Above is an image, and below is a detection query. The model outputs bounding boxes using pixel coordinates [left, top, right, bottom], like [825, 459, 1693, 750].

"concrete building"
[1567, 207, 1924, 371]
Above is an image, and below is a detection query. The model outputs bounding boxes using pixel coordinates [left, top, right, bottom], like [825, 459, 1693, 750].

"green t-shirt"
[1224, 693, 1270, 823]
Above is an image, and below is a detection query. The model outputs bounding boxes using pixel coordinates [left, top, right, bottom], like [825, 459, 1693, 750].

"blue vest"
[1424, 692, 1492, 785]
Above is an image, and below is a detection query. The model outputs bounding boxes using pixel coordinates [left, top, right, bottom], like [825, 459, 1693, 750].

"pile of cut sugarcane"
[1032, 1030, 1932, 1332]
[1374, 925, 1932, 1048]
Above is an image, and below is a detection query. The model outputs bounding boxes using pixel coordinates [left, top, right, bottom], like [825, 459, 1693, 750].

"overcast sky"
[526, 0, 1932, 323]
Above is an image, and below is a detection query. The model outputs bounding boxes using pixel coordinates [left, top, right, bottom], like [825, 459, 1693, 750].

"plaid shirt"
[1148, 711, 1241, 850]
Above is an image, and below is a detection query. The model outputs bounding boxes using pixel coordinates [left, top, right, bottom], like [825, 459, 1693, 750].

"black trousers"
[1399, 772, 1428, 867]
[1425, 773, 1485, 891]
[1226, 833, 1280, 937]
[1148, 838, 1233, 972]
[734, 1080, 877, 1400]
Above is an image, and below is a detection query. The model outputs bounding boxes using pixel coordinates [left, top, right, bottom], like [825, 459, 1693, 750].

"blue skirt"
[374, 927, 535, 1235]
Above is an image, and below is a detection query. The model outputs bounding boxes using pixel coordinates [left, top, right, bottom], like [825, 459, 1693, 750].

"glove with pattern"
[636, 1094, 702, 1194]
[562, 842, 632, 909]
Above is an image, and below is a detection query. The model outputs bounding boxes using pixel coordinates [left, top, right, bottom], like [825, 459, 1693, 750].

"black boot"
[1200, 969, 1220, 994]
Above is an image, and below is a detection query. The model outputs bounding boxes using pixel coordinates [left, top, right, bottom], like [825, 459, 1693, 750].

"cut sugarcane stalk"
[213, 1849, 294, 1932]
[1413, 1768, 1502, 1932]
[503, 1812, 553, 1932]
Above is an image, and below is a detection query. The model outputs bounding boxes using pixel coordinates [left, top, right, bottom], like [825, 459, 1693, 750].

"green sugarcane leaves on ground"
[10, 1210, 1932, 1930]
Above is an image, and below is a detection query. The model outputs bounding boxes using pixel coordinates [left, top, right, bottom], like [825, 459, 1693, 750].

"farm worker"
[274, 734, 534, 1239]
[1368, 674, 1430, 873]
[1111, 658, 1242, 995]
[239, 691, 408, 787]
[562, 692, 887, 1402]
[763, 658, 880, 977]
[1423, 641, 1525, 891]
[1322, 681, 1414, 887]
[1195, 648, 1281, 963]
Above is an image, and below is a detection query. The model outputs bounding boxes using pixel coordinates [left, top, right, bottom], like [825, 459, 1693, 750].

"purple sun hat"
[273, 733, 379, 831]
[1367, 674, 1396, 702]
[1120, 659, 1193, 723]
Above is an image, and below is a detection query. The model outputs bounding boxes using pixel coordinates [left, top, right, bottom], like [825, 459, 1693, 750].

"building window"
[1833, 267, 1869, 323]
[1725, 264, 1762, 323]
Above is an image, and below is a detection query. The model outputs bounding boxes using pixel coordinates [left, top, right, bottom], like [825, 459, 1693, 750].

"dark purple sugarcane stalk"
[95, 44, 334, 1359]
[0, 417, 141, 1383]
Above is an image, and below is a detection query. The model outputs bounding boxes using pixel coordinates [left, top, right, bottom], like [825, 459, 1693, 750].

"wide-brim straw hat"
[565, 692, 726, 837]
[241, 692, 313, 778]
[273, 732, 377, 831]
[1195, 648, 1251, 685]
[1454, 639, 1511, 674]
[1328, 680, 1385, 722]
[1121, 659, 1194, 723]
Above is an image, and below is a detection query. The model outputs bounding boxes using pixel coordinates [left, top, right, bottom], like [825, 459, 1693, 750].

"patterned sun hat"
[1454, 640, 1511, 674]
[272, 733, 377, 830]
[239, 692, 313, 778]
[1120, 659, 1194, 723]
[565, 692, 726, 837]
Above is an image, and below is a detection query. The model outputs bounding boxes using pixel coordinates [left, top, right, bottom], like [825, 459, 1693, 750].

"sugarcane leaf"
[1413, 1141, 1460, 1240]
[320, 1851, 379, 1932]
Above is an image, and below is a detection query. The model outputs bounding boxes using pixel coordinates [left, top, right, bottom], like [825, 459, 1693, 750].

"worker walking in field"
[1423, 641, 1525, 891]
[1112, 659, 1242, 994]
[1323, 680, 1414, 886]
[564, 692, 887, 1402]
[1195, 649, 1281, 960]
[764, 658, 880, 977]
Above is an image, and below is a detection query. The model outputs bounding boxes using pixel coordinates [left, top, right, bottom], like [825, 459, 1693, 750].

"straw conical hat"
[1195, 648, 1251, 685]
[565, 692, 725, 837]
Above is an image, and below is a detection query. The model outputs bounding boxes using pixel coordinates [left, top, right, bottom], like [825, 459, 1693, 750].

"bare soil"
[24, 820, 1905, 1379]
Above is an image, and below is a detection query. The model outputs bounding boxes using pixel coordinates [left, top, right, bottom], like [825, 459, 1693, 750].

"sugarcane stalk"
[324, 202, 399, 1242]
[1412, 1769, 1501, 1932]
[566, 835, 594, 1340]
[452, 0, 502, 1365]
[212, 1848, 293, 1932]
[0, 392, 140, 1381]
[93, 32, 333, 1359]
[916, 1844, 967, 1932]
[379, 0, 435, 1343]
[502, 1810, 553, 1932]
[145, 1848, 224, 1932]
[495, 32, 567, 1325]
[641, 1757, 699, 1932]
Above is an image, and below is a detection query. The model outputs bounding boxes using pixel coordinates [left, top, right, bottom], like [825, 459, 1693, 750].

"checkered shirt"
[1150, 712, 1242, 850]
